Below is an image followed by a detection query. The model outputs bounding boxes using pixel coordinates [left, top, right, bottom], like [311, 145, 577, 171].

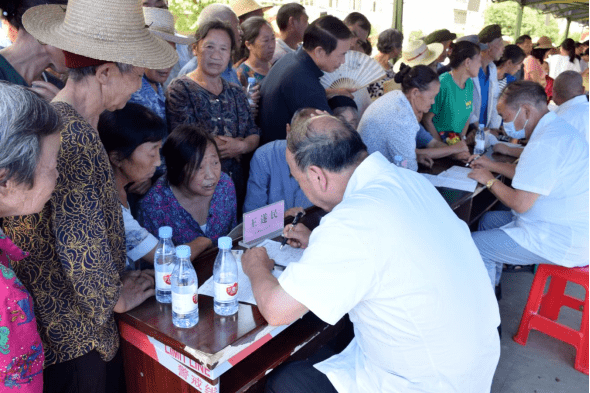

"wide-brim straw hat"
[393, 40, 443, 72]
[144, 7, 195, 46]
[22, 0, 178, 69]
[230, 0, 272, 18]
[536, 36, 554, 49]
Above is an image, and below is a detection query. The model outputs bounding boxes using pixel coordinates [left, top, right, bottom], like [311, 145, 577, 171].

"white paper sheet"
[421, 172, 477, 192]
[198, 242, 305, 306]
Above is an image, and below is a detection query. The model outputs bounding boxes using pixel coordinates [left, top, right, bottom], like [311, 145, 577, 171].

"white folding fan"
[320, 50, 386, 90]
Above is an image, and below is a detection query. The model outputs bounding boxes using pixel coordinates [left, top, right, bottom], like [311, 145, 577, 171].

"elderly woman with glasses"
[0, 82, 61, 392]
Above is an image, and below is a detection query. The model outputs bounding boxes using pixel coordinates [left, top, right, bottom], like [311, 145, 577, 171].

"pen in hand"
[466, 154, 481, 167]
[280, 211, 304, 250]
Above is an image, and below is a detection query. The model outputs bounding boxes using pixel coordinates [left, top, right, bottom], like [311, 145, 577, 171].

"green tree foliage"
[168, 0, 219, 35]
[484, 1, 560, 43]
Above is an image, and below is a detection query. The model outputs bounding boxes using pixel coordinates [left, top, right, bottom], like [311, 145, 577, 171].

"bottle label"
[214, 282, 238, 301]
[156, 271, 172, 289]
[172, 287, 198, 314]
[475, 139, 485, 151]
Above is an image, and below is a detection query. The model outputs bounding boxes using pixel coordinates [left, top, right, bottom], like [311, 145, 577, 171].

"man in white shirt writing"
[243, 113, 500, 393]
[470, 81, 589, 288]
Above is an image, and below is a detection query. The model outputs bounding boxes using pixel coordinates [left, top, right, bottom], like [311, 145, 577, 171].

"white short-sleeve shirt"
[502, 111, 589, 267]
[122, 205, 158, 263]
[554, 95, 589, 142]
[279, 153, 500, 393]
[546, 55, 581, 79]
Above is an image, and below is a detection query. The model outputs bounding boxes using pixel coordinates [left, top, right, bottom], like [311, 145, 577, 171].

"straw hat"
[21, 0, 178, 69]
[393, 40, 443, 72]
[230, 0, 272, 18]
[536, 36, 554, 49]
[144, 7, 195, 46]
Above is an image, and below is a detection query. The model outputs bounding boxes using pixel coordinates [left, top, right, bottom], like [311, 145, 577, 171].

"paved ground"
[491, 269, 589, 393]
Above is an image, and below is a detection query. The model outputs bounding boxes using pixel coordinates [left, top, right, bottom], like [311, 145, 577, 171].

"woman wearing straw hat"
[0, 0, 68, 100]
[166, 20, 261, 213]
[230, 0, 272, 24]
[129, 7, 195, 123]
[422, 41, 482, 144]
[1, 0, 177, 392]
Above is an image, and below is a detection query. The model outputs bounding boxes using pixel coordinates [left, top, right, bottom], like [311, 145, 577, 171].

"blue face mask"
[503, 107, 528, 139]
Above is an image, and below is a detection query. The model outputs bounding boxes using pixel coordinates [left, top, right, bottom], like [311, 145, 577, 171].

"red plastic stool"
[513, 264, 588, 375]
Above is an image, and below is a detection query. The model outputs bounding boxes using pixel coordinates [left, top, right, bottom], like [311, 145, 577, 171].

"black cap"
[424, 29, 457, 45]
[478, 24, 502, 44]
[328, 95, 358, 111]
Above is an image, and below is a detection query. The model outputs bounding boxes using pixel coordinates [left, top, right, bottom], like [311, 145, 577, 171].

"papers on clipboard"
[197, 240, 305, 306]
[422, 165, 478, 192]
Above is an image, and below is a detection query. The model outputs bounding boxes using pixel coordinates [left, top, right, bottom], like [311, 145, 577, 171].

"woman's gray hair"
[377, 28, 403, 54]
[68, 62, 135, 82]
[0, 82, 61, 187]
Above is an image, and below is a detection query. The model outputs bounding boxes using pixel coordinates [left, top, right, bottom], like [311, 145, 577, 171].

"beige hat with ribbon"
[21, 0, 178, 69]
[143, 7, 195, 46]
[535, 36, 554, 49]
[230, 0, 272, 18]
[393, 39, 443, 72]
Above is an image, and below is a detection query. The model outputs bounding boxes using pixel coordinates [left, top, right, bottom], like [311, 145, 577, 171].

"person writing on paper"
[242, 114, 500, 393]
[138, 124, 237, 248]
[469, 81, 589, 289]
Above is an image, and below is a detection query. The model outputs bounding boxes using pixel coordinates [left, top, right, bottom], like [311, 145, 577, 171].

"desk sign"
[239, 200, 284, 248]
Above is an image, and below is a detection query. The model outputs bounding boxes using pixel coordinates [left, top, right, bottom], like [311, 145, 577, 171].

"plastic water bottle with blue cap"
[154, 226, 175, 303]
[213, 237, 239, 316]
[171, 245, 199, 328]
[246, 77, 257, 106]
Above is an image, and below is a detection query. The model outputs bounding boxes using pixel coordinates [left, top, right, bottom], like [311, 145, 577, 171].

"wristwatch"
[486, 178, 499, 190]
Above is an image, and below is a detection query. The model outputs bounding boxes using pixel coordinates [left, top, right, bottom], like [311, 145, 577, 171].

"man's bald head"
[287, 114, 367, 173]
[196, 4, 241, 47]
[553, 71, 585, 106]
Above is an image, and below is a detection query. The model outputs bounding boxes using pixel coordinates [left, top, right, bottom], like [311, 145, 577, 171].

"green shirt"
[0, 54, 28, 86]
[430, 72, 473, 134]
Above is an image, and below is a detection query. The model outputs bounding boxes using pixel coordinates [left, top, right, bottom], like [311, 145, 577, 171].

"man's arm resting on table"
[489, 181, 539, 214]
[243, 248, 308, 326]
[488, 161, 517, 179]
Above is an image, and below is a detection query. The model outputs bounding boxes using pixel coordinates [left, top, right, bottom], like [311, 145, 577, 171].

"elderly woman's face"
[196, 29, 232, 78]
[184, 143, 221, 197]
[246, 24, 276, 64]
[103, 65, 145, 111]
[119, 141, 162, 185]
[1, 132, 60, 217]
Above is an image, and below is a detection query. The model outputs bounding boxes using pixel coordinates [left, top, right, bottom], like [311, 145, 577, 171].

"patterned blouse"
[368, 68, 395, 99]
[138, 173, 237, 247]
[236, 62, 266, 88]
[2, 102, 126, 367]
[0, 229, 44, 392]
[165, 75, 261, 200]
[129, 75, 166, 122]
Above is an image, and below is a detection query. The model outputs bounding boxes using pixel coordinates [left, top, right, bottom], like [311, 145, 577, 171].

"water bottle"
[154, 226, 175, 303]
[474, 123, 486, 155]
[393, 155, 407, 169]
[213, 237, 239, 316]
[171, 245, 199, 328]
[246, 77, 257, 106]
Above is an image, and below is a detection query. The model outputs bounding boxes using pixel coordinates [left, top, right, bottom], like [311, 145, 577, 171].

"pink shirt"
[523, 55, 546, 82]
[0, 229, 44, 392]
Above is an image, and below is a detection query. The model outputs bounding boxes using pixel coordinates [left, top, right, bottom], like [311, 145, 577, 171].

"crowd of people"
[0, 0, 588, 392]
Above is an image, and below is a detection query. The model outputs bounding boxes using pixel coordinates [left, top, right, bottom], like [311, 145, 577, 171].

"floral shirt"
[165, 75, 260, 200]
[138, 173, 238, 247]
[0, 229, 44, 392]
[129, 75, 166, 122]
[236, 62, 266, 88]
[2, 102, 126, 367]
[368, 68, 395, 99]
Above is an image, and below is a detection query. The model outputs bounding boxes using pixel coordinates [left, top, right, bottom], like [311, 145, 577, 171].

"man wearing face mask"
[468, 81, 589, 289]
